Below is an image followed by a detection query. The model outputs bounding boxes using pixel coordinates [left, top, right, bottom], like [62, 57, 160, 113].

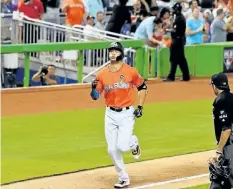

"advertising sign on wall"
[223, 47, 233, 73]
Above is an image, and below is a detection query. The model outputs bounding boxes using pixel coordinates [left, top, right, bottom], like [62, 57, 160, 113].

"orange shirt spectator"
[230, 0, 233, 13]
[18, 0, 44, 19]
[62, 0, 85, 26]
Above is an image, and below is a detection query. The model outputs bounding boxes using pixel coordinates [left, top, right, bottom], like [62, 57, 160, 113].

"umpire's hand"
[91, 78, 98, 89]
[134, 105, 143, 118]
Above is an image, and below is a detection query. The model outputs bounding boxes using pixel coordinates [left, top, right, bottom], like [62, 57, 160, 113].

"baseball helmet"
[172, 2, 182, 14]
[108, 42, 124, 61]
[210, 72, 229, 91]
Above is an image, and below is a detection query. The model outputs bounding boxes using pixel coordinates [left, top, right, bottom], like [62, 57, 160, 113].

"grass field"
[2, 99, 215, 184]
[184, 184, 209, 188]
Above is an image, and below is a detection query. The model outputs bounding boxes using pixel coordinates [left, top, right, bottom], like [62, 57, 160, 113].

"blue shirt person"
[134, 16, 156, 45]
[186, 8, 205, 45]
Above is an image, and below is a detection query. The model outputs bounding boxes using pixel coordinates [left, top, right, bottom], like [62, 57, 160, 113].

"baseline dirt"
[2, 78, 233, 189]
[1, 78, 221, 117]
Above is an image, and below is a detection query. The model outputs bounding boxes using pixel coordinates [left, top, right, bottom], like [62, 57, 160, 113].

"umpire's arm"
[216, 103, 232, 153]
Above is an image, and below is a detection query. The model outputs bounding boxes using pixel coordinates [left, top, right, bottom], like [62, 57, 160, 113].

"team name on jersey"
[104, 82, 130, 91]
[104, 74, 130, 91]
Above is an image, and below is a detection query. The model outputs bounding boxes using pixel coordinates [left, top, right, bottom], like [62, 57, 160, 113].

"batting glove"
[134, 105, 143, 118]
[91, 78, 98, 89]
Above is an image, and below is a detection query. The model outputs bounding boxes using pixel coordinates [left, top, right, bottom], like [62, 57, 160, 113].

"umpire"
[209, 73, 233, 189]
[163, 2, 190, 82]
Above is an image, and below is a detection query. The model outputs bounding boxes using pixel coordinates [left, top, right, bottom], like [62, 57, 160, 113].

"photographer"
[32, 65, 60, 85]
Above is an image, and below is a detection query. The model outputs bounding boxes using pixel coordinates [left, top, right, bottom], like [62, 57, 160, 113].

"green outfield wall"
[0, 40, 144, 87]
[1, 41, 232, 87]
[156, 42, 233, 78]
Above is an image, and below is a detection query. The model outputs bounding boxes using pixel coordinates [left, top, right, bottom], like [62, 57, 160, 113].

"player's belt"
[108, 106, 130, 112]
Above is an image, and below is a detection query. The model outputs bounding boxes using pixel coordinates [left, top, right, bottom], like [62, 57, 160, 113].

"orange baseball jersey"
[95, 63, 144, 108]
[63, 0, 85, 25]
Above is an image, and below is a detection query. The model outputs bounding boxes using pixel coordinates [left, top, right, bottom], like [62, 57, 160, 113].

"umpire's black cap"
[210, 72, 229, 90]
[172, 2, 182, 13]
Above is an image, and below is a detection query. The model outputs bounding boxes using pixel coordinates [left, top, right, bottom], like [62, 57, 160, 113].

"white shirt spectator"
[126, 0, 134, 6]
[183, 7, 203, 19]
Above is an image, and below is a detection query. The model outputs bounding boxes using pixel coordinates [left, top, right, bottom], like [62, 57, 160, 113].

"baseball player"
[90, 42, 148, 188]
[208, 73, 233, 189]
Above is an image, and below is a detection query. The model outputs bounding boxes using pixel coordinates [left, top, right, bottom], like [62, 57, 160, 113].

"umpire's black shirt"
[171, 14, 186, 39]
[213, 90, 233, 145]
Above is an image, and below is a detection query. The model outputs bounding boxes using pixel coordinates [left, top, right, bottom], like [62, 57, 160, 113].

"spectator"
[95, 11, 107, 30]
[3, 0, 18, 12]
[181, 0, 190, 13]
[150, 6, 159, 17]
[134, 15, 156, 45]
[43, 0, 60, 24]
[140, 0, 157, 14]
[32, 65, 60, 85]
[86, 0, 105, 18]
[212, 4, 228, 18]
[105, 0, 131, 34]
[210, 8, 229, 43]
[183, 0, 202, 19]
[18, 0, 44, 46]
[131, 9, 149, 33]
[186, 8, 205, 45]
[62, 0, 86, 26]
[132, 0, 141, 16]
[159, 7, 171, 34]
[84, 15, 98, 40]
[18, 0, 44, 19]
[150, 18, 164, 47]
[203, 9, 214, 24]
[214, 0, 228, 9]
[203, 9, 212, 43]
[106, 0, 118, 11]
[226, 16, 233, 41]
[230, 0, 233, 14]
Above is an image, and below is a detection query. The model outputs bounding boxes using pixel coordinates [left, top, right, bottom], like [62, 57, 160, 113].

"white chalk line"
[129, 173, 209, 189]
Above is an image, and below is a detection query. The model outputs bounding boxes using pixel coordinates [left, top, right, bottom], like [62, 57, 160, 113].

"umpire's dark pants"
[167, 37, 190, 80]
[209, 144, 233, 189]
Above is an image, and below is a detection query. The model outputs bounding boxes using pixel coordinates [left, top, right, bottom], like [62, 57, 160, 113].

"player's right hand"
[91, 78, 99, 89]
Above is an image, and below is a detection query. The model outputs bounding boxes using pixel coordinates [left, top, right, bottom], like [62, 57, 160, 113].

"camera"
[40, 66, 48, 75]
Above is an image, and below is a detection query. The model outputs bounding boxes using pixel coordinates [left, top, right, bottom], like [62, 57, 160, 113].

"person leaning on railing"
[32, 64, 60, 85]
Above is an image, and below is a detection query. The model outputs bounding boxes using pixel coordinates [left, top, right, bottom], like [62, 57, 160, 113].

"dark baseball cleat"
[180, 77, 190, 81]
[114, 180, 130, 188]
[163, 78, 175, 82]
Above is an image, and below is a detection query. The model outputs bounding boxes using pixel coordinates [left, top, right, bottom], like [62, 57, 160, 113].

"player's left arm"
[132, 69, 148, 118]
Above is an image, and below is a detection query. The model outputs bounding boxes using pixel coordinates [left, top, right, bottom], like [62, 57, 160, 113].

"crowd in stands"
[1, 0, 233, 46]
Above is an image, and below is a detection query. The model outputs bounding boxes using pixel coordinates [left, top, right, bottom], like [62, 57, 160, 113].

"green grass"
[183, 184, 210, 188]
[2, 99, 216, 184]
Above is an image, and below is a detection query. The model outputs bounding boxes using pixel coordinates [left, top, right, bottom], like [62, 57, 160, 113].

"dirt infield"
[1, 78, 219, 117]
[2, 78, 233, 189]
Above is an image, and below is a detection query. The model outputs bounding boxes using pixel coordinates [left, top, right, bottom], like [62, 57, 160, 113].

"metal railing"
[1, 40, 145, 87]
[1, 11, 137, 82]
